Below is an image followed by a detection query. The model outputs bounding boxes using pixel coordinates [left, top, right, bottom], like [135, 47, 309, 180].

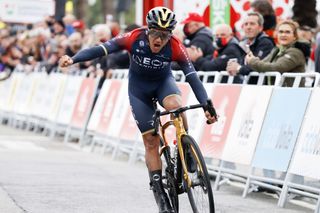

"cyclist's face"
[148, 29, 172, 53]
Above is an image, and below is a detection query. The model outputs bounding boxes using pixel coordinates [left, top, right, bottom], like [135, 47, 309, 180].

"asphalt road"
[0, 124, 315, 213]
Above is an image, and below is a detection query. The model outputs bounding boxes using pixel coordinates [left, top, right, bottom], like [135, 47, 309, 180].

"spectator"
[65, 32, 83, 57]
[297, 25, 315, 44]
[72, 20, 86, 36]
[181, 13, 214, 61]
[53, 20, 67, 39]
[245, 20, 308, 86]
[187, 23, 245, 82]
[63, 14, 76, 36]
[227, 12, 274, 81]
[107, 24, 141, 70]
[251, 0, 277, 41]
[89, 24, 112, 79]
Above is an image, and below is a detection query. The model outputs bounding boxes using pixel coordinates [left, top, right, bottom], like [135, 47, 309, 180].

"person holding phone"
[226, 12, 274, 82]
[187, 23, 244, 82]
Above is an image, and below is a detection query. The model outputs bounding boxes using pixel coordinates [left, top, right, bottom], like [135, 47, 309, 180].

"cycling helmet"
[146, 7, 177, 31]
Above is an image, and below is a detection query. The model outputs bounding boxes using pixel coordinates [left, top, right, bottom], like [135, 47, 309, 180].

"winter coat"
[184, 26, 214, 59]
[248, 41, 306, 86]
[238, 32, 274, 75]
[194, 37, 245, 72]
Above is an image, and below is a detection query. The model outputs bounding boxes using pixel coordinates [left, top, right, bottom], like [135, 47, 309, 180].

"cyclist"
[59, 6, 217, 213]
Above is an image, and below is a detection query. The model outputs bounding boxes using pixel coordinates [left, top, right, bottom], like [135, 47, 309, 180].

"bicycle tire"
[181, 135, 215, 213]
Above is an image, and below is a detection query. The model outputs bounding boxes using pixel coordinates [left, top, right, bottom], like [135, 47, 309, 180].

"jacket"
[248, 41, 306, 86]
[194, 37, 245, 72]
[239, 32, 274, 75]
[184, 26, 214, 59]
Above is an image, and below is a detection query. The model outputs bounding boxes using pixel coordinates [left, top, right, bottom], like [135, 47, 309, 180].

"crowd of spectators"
[1, 1, 320, 87]
[0, 14, 139, 80]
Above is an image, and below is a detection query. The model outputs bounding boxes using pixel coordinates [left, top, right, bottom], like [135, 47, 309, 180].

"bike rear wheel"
[181, 135, 215, 213]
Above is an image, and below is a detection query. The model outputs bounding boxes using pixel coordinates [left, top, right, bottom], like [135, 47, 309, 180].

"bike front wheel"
[181, 135, 215, 213]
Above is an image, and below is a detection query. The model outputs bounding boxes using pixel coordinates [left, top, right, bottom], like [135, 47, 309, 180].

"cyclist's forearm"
[72, 46, 106, 64]
[186, 73, 208, 104]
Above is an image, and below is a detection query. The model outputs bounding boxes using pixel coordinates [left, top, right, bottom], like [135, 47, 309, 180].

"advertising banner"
[0, 76, 12, 111]
[103, 80, 129, 137]
[0, 0, 54, 23]
[87, 80, 112, 131]
[221, 85, 273, 165]
[12, 73, 34, 115]
[199, 84, 242, 158]
[210, 0, 230, 26]
[96, 80, 123, 135]
[46, 74, 68, 121]
[186, 83, 214, 142]
[70, 78, 97, 128]
[252, 88, 311, 172]
[289, 88, 320, 179]
[118, 105, 140, 141]
[4, 72, 23, 112]
[55, 76, 83, 124]
[29, 72, 49, 117]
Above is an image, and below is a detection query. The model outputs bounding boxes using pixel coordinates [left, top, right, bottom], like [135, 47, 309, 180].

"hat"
[72, 20, 85, 29]
[181, 13, 204, 24]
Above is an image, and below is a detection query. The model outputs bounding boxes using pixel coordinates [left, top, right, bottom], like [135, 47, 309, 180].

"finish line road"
[0, 124, 312, 213]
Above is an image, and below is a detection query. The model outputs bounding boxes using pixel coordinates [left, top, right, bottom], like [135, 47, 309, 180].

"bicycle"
[152, 99, 217, 213]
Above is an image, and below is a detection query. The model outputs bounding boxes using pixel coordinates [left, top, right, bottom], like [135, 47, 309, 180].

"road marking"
[0, 140, 46, 151]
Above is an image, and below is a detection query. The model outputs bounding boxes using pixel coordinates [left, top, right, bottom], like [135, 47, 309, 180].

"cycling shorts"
[128, 74, 181, 134]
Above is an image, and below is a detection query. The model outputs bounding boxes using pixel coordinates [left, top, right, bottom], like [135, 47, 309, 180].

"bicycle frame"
[159, 112, 203, 189]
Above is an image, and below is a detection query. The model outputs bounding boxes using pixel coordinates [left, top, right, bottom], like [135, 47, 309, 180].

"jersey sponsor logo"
[139, 40, 145, 47]
[132, 54, 169, 69]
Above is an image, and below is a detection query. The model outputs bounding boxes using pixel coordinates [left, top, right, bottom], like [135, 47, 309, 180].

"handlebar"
[152, 99, 218, 135]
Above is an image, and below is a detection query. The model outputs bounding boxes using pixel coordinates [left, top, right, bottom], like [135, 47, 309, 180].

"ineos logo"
[132, 54, 169, 69]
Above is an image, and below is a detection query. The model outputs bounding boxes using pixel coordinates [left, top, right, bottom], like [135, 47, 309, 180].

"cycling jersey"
[72, 28, 209, 133]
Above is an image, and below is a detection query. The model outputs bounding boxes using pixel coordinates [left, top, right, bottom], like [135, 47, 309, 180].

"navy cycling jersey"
[72, 28, 208, 105]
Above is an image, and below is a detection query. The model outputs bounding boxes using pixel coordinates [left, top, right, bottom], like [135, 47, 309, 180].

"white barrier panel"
[69, 78, 97, 129]
[117, 103, 140, 141]
[186, 83, 214, 142]
[252, 88, 311, 171]
[29, 72, 50, 117]
[105, 79, 129, 137]
[30, 73, 67, 120]
[221, 85, 273, 165]
[12, 73, 34, 115]
[54, 76, 83, 125]
[95, 79, 124, 135]
[0, 77, 10, 111]
[45, 73, 68, 121]
[289, 87, 320, 179]
[0, 72, 23, 112]
[87, 80, 112, 131]
[199, 85, 242, 159]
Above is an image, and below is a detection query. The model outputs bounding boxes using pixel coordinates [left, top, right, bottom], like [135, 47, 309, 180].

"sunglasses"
[148, 29, 172, 40]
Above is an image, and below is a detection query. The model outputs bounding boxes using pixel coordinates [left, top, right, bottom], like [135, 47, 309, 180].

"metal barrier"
[110, 69, 128, 79]
[280, 72, 320, 88]
[244, 71, 282, 86]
